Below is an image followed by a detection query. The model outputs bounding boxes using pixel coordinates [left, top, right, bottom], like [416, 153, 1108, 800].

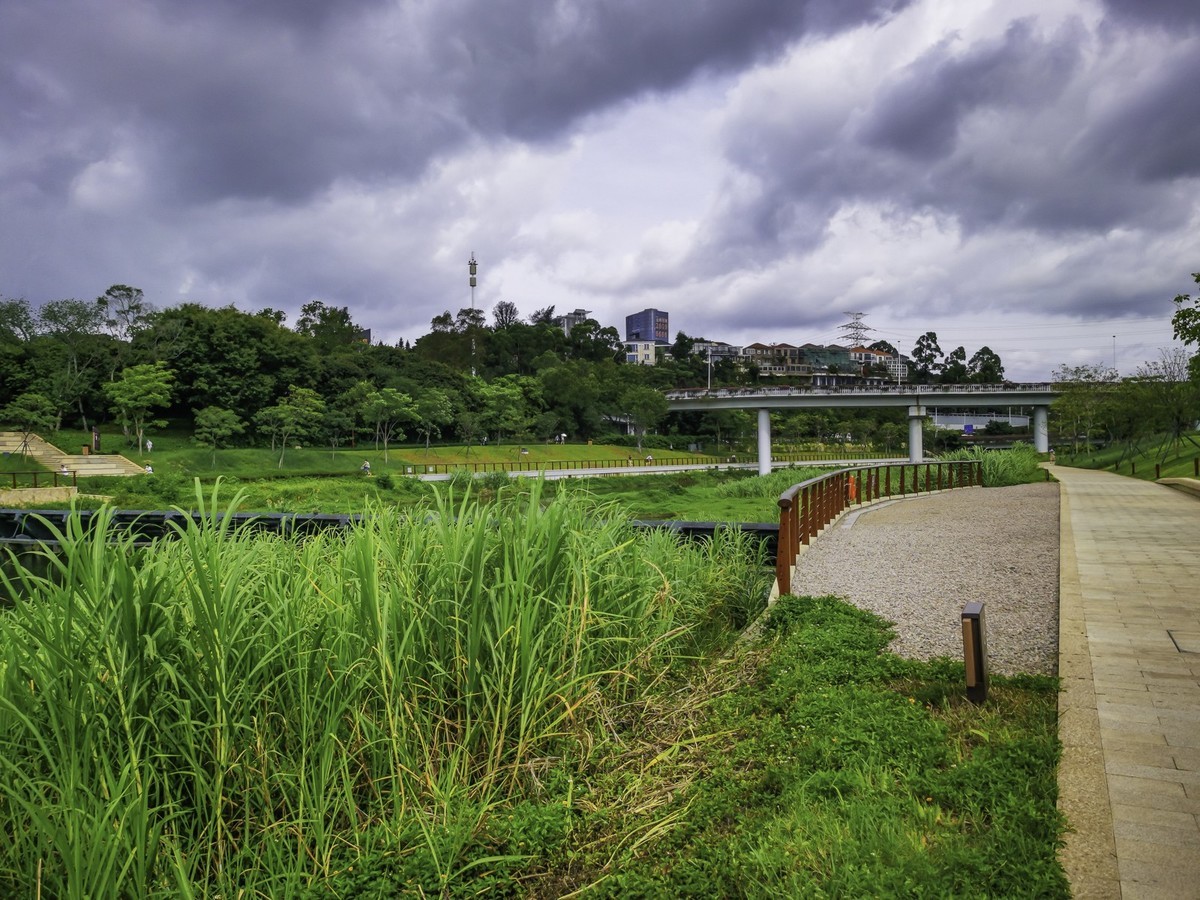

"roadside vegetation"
[0, 481, 1065, 897]
[937, 442, 1046, 487]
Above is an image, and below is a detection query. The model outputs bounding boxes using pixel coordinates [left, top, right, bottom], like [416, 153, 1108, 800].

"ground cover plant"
[1054, 430, 1200, 482]
[0, 482, 770, 897]
[507, 596, 1067, 897]
[0, 473, 1067, 895]
[938, 442, 1046, 486]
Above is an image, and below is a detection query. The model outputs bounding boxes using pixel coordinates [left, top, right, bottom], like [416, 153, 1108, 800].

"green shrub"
[938, 443, 1044, 486]
[0, 482, 768, 897]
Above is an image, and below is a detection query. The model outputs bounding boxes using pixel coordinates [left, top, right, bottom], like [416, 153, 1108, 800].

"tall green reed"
[0, 479, 768, 896]
[938, 443, 1043, 486]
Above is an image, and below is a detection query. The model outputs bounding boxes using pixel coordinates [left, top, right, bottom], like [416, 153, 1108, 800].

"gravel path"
[789, 482, 1060, 675]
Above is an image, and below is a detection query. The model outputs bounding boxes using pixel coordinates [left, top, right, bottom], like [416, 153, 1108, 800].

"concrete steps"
[0, 432, 145, 477]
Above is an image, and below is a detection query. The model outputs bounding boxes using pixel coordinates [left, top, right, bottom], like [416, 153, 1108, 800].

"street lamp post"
[468, 253, 478, 376]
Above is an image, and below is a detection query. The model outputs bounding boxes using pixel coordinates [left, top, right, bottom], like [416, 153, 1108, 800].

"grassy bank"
[0, 487, 1065, 896]
[1053, 431, 1200, 481]
[0, 483, 770, 896]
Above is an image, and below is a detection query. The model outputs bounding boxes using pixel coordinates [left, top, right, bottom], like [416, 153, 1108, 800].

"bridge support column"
[757, 408, 772, 476]
[1033, 406, 1049, 453]
[908, 406, 926, 463]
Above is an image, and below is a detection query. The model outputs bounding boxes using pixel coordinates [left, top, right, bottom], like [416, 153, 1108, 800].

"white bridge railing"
[666, 383, 1054, 400]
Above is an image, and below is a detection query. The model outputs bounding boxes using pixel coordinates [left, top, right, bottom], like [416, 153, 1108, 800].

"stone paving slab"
[1052, 465, 1200, 899]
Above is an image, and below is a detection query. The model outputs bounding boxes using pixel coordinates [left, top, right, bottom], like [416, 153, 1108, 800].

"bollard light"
[962, 601, 989, 704]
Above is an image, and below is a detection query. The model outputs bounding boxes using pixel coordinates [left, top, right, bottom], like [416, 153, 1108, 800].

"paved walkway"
[1052, 465, 1200, 899]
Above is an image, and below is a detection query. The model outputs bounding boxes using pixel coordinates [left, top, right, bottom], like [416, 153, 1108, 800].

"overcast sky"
[2, 0, 1197, 381]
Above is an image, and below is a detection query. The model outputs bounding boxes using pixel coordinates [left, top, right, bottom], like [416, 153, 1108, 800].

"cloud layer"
[1, 0, 1196, 379]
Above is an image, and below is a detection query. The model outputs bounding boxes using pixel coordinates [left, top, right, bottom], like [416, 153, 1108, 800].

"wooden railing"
[774, 460, 982, 596]
[3, 471, 78, 490]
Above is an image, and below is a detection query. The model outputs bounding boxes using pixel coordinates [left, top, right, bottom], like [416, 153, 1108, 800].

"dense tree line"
[0, 289, 737, 451]
[15, 278, 1195, 459]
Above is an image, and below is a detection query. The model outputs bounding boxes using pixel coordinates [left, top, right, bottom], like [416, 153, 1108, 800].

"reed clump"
[0, 480, 768, 897]
[938, 443, 1044, 486]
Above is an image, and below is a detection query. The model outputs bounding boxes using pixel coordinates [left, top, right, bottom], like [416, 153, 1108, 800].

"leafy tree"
[296, 301, 360, 352]
[876, 422, 906, 454]
[455, 307, 486, 333]
[255, 307, 287, 325]
[37, 298, 110, 428]
[0, 297, 37, 343]
[0, 392, 57, 454]
[322, 405, 356, 460]
[869, 339, 897, 355]
[360, 387, 414, 461]
[1051, 364, 1118, 455]
[1131, 349, 1200, 461]
[620, 385, 669, 452]
[671, 331, 696, 362]
[538, 361, 603, 438]
[97, 284, 153, 343]
[415, 311, 475, 371]
[144, 303, 317, 419]
[456, 407, 482, 453]
[968, 346, 1005, 383]
[566, 321, 623, 363]
[254, 386, 326, 468]
[1172, 271, 1200, 380]
[192, 407, 245, 467]
[414, 389, 454, 452]
[941, 346, 968, 384]
[492, 300, 521, 330]
[485, 318, 564, 376]
[528, 305, 556, 326]
[0, 297, 36, 407]
[911, 332, 944, 384]
[478, 376, 537, 444]
[103, 363, 174, 453]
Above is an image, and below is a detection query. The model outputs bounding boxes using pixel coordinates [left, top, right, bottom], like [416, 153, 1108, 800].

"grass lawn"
[17, 427, 845, 519]
[0, 446, 1067, 894]
[1053, 431, 1200, 481]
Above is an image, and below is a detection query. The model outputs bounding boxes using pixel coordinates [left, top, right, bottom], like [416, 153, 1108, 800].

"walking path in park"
[1053, 465, 1200, 899]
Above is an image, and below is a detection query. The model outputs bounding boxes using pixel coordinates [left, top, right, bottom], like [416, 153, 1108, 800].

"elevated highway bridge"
[664, 383, 1059, 474]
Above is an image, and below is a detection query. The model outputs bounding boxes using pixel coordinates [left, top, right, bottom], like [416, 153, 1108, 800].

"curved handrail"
[774, 459, 982, 596]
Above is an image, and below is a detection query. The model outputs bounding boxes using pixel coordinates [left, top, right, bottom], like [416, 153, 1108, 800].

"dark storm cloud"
[858, 19, 1080, 160]
[703, 9, 1199, 264]
[440, 0, 912, 140]
[1079, 47, 1200, 182]
[0, 0, 913, 208]
[1100, 0, 1200, 31]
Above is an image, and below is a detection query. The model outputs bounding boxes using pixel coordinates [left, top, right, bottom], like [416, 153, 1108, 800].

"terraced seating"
[0, 432, 145, 477]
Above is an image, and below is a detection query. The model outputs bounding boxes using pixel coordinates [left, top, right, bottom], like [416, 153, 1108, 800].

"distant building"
[849, 345, 910, 382]
[558, 308, 593, 337]
[692, 340, 741, 360]
[624, 340, 659, 365]
[355, 328, 372, 344]
[625, 308, 669, 344]
[741, 342, 812, 380]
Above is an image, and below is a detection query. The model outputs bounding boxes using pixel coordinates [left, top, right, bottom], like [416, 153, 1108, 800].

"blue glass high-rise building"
[625, 308, 669, 343]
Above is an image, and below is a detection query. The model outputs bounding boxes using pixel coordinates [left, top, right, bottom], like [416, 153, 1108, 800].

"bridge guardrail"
[405, 451, 892, 476]
[774, 460, 982, 597]
[667, 382, 1053, 400]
